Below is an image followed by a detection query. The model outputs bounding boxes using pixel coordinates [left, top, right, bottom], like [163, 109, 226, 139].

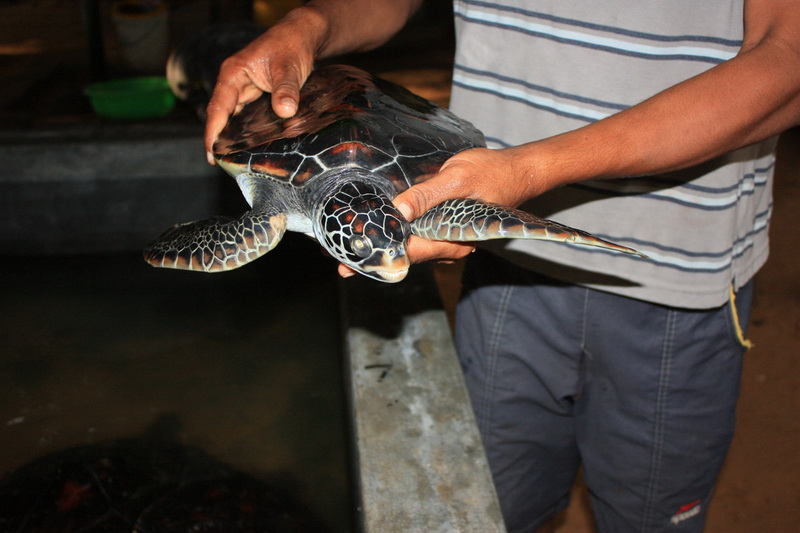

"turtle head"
[315, 180, 411, 283]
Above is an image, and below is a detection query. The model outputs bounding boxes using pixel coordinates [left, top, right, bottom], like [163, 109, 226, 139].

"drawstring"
[730, 286, 754, 350]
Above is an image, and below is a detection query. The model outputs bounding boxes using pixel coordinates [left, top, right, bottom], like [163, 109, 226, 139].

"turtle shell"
[213, 64, 485, 191]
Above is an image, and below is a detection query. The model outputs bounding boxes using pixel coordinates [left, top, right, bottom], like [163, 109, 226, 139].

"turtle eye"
[349, 235, 372, 258]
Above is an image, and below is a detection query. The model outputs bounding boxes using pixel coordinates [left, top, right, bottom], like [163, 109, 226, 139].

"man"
[204, 1, 800, 531]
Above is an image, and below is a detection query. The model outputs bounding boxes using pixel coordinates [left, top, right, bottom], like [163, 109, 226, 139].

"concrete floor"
[1, 1, 798, 531]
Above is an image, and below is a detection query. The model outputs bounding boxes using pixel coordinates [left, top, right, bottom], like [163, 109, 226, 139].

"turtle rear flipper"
[144, 212, 288, 272]
[411, 198, 647, 257]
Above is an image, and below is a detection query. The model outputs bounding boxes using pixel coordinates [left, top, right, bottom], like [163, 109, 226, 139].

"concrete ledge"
[342, 267, 505, 532]
[0, 123, 223, 255]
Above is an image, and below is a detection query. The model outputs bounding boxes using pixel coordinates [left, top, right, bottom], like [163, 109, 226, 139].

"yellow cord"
[730, 286, 754, 350]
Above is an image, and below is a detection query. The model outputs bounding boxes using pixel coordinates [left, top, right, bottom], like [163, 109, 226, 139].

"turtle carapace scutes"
[144, 64, 644, 282]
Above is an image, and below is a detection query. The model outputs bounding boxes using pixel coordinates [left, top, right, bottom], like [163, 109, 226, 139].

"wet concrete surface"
[343, 268, 505, 532]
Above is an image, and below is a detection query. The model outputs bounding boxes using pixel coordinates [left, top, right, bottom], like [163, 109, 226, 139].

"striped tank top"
[449, 0, 775, 308]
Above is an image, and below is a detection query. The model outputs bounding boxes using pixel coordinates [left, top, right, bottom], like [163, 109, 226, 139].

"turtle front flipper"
[411, 198, 646, 257]
[144, 211, 288, 272]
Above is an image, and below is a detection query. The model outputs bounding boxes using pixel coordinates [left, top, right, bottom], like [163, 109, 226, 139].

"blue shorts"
[454, 251, 753, 533]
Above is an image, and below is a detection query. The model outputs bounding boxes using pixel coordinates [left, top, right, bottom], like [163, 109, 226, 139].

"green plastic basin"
[84, 77, 176, 120]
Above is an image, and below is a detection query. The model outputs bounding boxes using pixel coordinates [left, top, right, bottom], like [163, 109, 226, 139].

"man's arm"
[389, 0, 800, 266]
[203, 0, 423, 162]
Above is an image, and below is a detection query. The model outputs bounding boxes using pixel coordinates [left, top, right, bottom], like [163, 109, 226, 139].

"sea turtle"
[144, 64, 642, 282]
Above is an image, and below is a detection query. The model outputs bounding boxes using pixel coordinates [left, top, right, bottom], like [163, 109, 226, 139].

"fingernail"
[279, 97, 296, 115]
[397, 202, 412, 221]
[340, 270, 356, 279]
[206, 152, 216, 165]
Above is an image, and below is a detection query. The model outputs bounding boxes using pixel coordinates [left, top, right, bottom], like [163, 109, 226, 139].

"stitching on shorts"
[479, 266, 517, 436]
[580, 287, 590, 353]
[577, 288, 591, 399]
[641, 310, 676, 531]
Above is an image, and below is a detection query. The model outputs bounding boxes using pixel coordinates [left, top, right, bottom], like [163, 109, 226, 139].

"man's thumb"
[393, 182, 441, 222]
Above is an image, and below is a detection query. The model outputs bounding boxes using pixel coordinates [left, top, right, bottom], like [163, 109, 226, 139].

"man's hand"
[393, 146, 548, 222]
[337, 145, 552, 278]
[203, 0, 422, 165]
[203, 7, 326, 163]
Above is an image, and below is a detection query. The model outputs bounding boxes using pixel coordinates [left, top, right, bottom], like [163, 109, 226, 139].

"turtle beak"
[360, 244, 410, 283]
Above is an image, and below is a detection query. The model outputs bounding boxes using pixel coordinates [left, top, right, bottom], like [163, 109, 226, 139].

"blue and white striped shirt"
[450, 0, 774, 308]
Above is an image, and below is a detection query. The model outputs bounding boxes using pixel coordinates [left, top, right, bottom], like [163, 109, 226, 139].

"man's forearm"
[521, 19, 800, 193]
[303, 0, 423, 59]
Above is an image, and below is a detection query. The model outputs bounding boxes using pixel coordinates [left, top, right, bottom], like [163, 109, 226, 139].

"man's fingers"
[204, 82, 241, 159]
[270, 81, 301, 118]
[392, 148, 494, 221]
[204, 75, 278, 162]
[336, 237, 473, 280]
[393, 179, 454, 222]
[205, 59, 310, 160]
[406, 235, 474, 264]
[338, 263, 358, 278]
[267, 58, 311, 118]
